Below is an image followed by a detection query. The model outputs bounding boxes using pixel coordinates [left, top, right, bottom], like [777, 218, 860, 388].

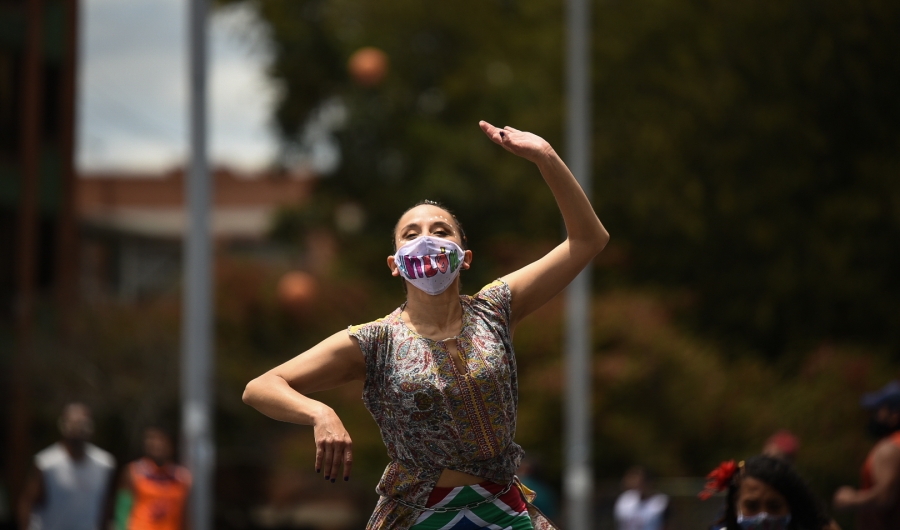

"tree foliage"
[230, 0, 900, 358]
[592, 0, 900, 355]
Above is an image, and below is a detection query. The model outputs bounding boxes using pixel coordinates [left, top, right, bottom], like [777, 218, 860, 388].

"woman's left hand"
[479, 121, 554, 165]
[479, 119, 608, 328]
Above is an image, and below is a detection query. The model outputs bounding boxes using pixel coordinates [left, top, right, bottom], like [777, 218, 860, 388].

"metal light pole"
[8, 0, 45, 501]
[563, 0, 593, 525]
[182, 0, 214, 529]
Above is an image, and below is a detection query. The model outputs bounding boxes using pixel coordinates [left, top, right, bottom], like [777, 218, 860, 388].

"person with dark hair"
[699, 455, 832, 530]
[833, 380, 900, 530]
[614, 466, 670, 530]
[18, 403, 116, 530]
[242, 121, 609, 529]
[115, 426, 191, 530]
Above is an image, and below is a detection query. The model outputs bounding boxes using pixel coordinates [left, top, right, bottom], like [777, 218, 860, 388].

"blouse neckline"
[396, 295, 472, 343]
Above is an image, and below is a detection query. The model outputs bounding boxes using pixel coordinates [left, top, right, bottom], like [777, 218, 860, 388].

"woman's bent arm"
[480, 121, 609, 327]
[242, 330, 366, 481]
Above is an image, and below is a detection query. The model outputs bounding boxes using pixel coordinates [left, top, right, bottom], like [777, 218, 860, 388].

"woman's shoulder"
[348, 306, 404, 338]
[468, 279, 512, 313]
[477, 279, 508, 294]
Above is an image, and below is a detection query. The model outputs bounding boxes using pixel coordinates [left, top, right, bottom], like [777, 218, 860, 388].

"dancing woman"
[243, 121, 609, 529]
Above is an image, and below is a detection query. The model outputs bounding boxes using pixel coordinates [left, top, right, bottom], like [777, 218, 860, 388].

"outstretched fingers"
[330, 438, 345, 482]
[315, 441, 323, 475]
[317, 435, 352, 483]
[343, 446, 353, 481]
[321, 438, 334, 480]
[479, 121, 552, 164]
[479, 120, 509, 146]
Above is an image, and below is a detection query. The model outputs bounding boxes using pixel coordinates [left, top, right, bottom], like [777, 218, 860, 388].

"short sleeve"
[347, 318, 389, 399]
[474, 279, 512, 326]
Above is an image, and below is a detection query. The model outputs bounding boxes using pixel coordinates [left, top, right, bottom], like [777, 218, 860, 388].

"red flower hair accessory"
[698, 460, 739, 500]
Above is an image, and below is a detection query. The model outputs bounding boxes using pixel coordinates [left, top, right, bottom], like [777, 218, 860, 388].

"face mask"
[737, 511, 791, 530]
[393, 236, 465, 295]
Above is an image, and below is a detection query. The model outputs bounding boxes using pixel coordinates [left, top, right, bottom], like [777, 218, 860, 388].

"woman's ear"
[387, 255, 401, 277]
[462, 250, 473, 270]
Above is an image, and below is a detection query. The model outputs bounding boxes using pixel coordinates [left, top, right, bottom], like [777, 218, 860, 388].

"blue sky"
[77, 0, 279, 173]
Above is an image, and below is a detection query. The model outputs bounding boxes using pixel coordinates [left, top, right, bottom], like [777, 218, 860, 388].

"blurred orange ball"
[277, 271, 317, 313]
[348, 47, 389, 87]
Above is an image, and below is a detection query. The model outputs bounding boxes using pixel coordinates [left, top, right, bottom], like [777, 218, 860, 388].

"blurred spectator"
[516, 456, 558, 519]
[17, 403, 116, 530]
[614, 466, 670, 530]
[700, 455, 833, 530]
[762, 430, 800, 464]
[833, 380, 900, 530]
[115, 426, 190, 530]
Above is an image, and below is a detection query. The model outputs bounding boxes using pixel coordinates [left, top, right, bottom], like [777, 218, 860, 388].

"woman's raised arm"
[479, 120, 609, 328]
[242, 330, 366, 481]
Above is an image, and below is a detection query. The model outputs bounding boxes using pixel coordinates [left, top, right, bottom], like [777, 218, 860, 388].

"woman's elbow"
[570, 227, 608, 259]
[242, 377, 263, 407]
[596, 227, 610, 252]
[588, 225, 610, 255]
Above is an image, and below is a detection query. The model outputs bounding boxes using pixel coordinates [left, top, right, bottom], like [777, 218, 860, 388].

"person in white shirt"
[17, 403, 116, 530]
[614, 467, 671, 530]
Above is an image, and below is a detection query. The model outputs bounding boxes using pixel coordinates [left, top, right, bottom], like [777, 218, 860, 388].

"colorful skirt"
[410, 481, 535, 530]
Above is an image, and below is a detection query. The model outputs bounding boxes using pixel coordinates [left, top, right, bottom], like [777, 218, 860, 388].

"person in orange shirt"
[115, 427, 191, 530]
[833, 380, 900, 530]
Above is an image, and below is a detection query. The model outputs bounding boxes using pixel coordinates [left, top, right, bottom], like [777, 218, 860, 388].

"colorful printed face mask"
[737, 511, 792, 530]
[393, 236, 465, 295]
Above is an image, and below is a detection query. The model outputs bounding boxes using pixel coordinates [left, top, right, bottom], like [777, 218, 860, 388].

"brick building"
[77, 167, 313, 300]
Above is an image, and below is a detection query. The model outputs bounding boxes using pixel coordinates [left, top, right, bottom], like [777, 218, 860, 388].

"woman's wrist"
[532, 146, 559, 170]
[309, 402, 335, 426]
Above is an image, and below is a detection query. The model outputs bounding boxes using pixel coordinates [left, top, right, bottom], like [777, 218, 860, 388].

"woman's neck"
[402, 283, 463, 340]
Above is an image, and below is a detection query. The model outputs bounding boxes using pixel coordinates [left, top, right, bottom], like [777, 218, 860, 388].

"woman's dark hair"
[392, 200, 468, 252]
[717, 455, 829, 530]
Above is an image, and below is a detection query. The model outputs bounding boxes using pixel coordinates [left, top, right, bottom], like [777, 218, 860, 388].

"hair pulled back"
[717, 455, 829, 530]
[392, 200, 468, 252]
[392, 200, 468, 294]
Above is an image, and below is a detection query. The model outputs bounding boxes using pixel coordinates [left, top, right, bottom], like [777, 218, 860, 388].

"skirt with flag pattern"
[409, 481, 535, 530]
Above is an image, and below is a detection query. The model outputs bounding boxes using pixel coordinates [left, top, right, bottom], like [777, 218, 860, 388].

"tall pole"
[182, 0, 214, 529]
[56, 0, 79, 331]
[563, 0, 593, 525]
[8, 0, 45, 500]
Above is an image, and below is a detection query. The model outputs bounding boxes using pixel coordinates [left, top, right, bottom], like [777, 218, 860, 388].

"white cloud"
[77, 0, 278, 173]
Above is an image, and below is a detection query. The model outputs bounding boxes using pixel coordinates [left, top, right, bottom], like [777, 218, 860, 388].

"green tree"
[591, 0, 900, 355]
[233, 0, 900, 357]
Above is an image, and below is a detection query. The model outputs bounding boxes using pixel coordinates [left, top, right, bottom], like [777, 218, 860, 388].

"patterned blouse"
[349, 280, 547, 529]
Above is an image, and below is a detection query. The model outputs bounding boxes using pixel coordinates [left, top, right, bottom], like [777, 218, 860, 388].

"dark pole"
[182, 0, 214, 529]
[9, 0, 45, 499]
[56, 0, 79, 331]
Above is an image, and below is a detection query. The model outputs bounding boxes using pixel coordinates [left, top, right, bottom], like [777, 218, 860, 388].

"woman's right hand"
[313, 407, 353, 482]
[242, 330, 365, 481]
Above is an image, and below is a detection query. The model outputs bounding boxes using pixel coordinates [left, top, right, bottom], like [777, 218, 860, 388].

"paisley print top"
[348, 280, 527, 529]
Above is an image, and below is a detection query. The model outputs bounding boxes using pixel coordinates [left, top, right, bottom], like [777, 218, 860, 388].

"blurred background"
[1, 0, 899, 528]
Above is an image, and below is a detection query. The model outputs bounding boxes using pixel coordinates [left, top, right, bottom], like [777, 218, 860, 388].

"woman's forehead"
[396, 205, 455, 229]
[740, 477, 784, 501]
